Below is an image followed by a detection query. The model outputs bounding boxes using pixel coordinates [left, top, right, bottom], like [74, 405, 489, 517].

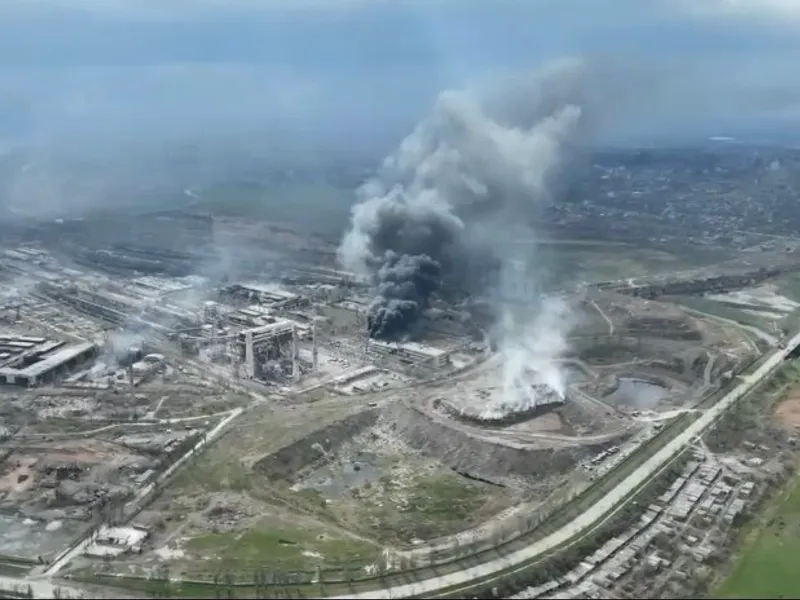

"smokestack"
[244, 330, 255, 379]
[291, 325, 299, 382]
[312, 320, 318, 372]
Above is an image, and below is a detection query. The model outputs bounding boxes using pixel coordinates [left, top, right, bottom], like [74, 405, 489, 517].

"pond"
[607, 377, 668, 409]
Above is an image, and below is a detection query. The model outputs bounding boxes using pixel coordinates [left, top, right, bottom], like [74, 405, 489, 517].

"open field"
[533, 242, 700, 288]
[775, 388, 800, 428]
[198, 181, 355, 238]
[714, 474, 800, 599]
[72, 409, 696, 599]
[711, 363, 800, 599]
[291, 438, 518, 545]
[775, 272, 800, 304]
[89, 396, 532, 580]
[101, 399, 387, 577]
[671, 295, 779, 333]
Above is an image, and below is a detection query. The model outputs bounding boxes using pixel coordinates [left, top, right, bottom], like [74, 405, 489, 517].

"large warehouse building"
[0, 335, 98, 386]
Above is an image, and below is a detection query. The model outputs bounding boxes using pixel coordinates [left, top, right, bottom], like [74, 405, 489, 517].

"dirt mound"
[619, 316, 702, 341]
[434, 397, 566, 428]
[253, 409, 378, 481]
[384, 403, 629, 483]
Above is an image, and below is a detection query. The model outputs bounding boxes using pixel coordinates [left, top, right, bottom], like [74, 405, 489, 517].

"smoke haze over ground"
[492, 278, 573, 416]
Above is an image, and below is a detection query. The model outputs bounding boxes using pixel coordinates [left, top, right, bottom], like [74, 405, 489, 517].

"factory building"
[221, 283, 305, 310]
[368, 339, 450, 369]
[0, 336, 98, 386]
[236, 321, 299, 381]
[38, 282, 197, 337]
[39, 283, 132, 327]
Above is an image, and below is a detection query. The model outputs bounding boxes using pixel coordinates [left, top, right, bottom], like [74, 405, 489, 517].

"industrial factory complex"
[0, 205, 794, 600]
[2, 143, 800, 600]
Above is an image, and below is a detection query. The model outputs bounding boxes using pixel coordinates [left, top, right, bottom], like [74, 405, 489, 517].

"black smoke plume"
[367, 251, 441, 338]
[339, 58, 593, 340]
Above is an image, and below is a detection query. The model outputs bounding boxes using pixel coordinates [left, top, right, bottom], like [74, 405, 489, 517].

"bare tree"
[253, 569, 264, 599]
[213, 572, 222, 600]
[224, 571, 235, 599]
[156, 563, 171, 599]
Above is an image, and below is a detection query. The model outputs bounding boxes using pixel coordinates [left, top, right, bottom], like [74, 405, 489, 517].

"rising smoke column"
[367, 251, 442, 338]
[339, 58, 592, 340]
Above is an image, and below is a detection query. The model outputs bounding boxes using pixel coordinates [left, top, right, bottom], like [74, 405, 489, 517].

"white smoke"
[338, 58, 599, 417]
[339, 58, 592, 341]
[0, 278, 37, 305]
[491, 294, 572, 419]
[105, 329, 144, 362]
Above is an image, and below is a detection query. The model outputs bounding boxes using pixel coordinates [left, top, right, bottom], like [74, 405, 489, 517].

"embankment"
[385, 403, 628, 483]
[254, 408, 378, 481]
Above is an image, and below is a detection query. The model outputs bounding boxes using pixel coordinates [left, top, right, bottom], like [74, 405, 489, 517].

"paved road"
[9, 409, 234, 442]
[0, 576, 88, 599]
[589, 299, 615, 336]
[681, 305, 775, 351]
[334, 330, 800, 599]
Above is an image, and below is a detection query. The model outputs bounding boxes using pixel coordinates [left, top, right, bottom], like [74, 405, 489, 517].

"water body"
[608, 377, 668, 410]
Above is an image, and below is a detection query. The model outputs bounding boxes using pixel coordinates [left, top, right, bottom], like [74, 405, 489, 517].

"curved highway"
[333, 329, 800, 599]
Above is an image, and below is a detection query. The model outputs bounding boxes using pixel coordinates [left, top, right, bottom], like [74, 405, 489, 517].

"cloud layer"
[1, 0, 800, 176]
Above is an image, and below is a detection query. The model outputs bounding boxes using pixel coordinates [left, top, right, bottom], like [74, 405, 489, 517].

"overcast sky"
[1, 0, 800, 153]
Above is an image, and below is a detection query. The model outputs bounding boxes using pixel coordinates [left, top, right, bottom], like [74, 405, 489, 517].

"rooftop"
[369, 339, 447, 358]
[0, 341, 97, 379]
[235, 282, 299, 300]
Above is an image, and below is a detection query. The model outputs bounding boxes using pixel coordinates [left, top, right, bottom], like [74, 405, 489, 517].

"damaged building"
[0, 335, 98, 386]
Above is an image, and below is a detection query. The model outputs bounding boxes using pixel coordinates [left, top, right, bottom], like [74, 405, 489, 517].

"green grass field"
[672, 295, 777, 333]
[355, 472, 496, 543]
[530, 242, 698, 289]
[715, 474, 800, 599]
[184, 523, 379, 572]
